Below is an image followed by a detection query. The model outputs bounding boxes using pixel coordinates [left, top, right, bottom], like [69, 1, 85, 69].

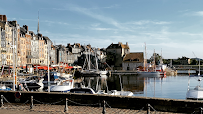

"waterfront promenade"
[0, 103, 185, 114]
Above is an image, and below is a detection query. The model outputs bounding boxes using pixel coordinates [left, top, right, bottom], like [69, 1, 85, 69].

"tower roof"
[37, 11, 40, 34]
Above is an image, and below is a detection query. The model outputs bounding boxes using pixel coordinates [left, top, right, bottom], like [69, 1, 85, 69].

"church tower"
[37, 11, 40, 34]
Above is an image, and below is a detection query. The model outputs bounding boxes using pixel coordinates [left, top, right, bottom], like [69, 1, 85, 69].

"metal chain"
[33, 98, 64, 105]
[14, 100, 30, 107]
[2, 96, 30, 109]
[105, 102, 111, 108]
[135, 107, 144, 114]
[191, 111, 196, 114]
[149, 104, 157, 112]
[3, 96, 12, 104]
[67, 99, 100, 106]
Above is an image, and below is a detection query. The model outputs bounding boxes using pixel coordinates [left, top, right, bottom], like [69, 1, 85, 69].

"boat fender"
[19, 84, 23, 90]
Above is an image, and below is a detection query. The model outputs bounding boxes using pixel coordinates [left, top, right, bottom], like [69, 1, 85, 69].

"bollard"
[102, 100, 106, 114]
[30, 96, 33, 110]
[147, 103, 150, 114]
[64, 98, 68, 113]
[199, 107, 203, 114]
[0, 95, 3, 108]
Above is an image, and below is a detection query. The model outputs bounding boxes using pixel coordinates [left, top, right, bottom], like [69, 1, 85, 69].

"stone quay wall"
[0, 91, 202, 113]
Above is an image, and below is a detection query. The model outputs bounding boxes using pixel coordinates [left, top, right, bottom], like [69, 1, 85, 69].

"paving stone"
[0, 103, 186, 114]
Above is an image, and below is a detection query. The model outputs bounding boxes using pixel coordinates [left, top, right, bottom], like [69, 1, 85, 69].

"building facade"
[106, 42, 130, 70]
[122, 52, 144, 71]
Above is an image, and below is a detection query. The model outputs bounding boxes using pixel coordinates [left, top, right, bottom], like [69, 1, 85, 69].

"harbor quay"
[0, 91, 202, 113]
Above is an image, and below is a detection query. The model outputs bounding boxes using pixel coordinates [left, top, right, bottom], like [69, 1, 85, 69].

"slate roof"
[123, 52, 144, 62]
[107, 42, 129, 49]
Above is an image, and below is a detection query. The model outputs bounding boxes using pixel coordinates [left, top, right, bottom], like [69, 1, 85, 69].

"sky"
[1, 0, 203, 59]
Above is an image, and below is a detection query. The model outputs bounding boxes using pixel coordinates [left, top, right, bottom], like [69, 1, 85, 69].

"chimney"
[3, 15, 7, 21]
[0, 15, 3, 21]
[126, 42, 128, 46]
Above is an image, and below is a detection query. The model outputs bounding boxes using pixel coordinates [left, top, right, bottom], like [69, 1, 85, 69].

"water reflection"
[82, 75, 189, 99]
[83, 74, 148, 94]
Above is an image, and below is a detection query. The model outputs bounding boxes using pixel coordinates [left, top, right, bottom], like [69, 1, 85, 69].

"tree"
[149, 53, 162, 65]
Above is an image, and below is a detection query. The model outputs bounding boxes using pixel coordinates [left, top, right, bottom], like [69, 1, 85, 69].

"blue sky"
[1, 0, 203, 59]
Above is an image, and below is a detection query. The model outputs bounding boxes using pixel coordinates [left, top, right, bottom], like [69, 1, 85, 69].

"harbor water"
[84, 75, 195, 100]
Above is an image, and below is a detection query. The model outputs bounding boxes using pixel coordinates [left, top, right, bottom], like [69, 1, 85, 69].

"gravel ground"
[0, 103, 186, 114]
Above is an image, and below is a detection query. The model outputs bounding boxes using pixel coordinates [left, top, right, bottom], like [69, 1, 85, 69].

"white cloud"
[184, 11, 203, 17]
[90, 27, 114, 31]
[125, 20, 171, 25]
[194, 11, 203, 16]
[66, 4, 131, 31]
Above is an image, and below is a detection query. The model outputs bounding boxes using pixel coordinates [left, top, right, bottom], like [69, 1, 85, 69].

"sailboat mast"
[95, 48, 98, 70]
[144, 42, 147, 71]
[83, 44, 88, 70]
[154, 49, 156, 72]
[199, 58, 200, 75]
[88, 46, 91, 70]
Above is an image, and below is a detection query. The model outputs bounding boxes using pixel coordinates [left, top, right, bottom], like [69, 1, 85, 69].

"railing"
[0, 95, 159, 114]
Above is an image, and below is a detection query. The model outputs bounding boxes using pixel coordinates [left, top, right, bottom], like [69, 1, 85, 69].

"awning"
[43, 66, 53, 70]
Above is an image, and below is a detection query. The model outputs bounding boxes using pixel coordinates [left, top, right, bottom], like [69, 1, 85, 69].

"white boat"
[186, 57, 203, 100]
[100, 70, 108, 75]
[43, 72, 68, 89]
[18, 76, 44, 91]
[70, 87, 96, 94]
[107, 90, 133, 96]
[69, 82, 96, 94]
[186, 75, 203, 100]
[50, 79, 74, 92]
[98, 75, 134, 96]
[0, 84, 12, 91]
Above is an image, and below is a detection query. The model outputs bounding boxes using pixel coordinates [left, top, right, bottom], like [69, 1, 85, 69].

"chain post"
[0, 95, 3, 108]
[199, 107, 203, 114]
[30, 96, 33, 110]
[64, 98, 68, 113]
[102, 100, 106, 114]
[147, 103, 150, 114]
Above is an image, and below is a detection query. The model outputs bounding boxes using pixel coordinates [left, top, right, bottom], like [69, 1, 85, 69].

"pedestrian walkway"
[0, 103, 185, 114]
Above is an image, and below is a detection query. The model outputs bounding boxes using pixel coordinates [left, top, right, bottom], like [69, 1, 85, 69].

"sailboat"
[186, 58, 203, 100]
[137, 43, 162, 78]
[81, 46, 107, 77]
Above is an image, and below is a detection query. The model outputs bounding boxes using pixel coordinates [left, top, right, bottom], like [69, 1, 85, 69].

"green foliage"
[190, 59, 197, 65]
[149, 53, 162, 65]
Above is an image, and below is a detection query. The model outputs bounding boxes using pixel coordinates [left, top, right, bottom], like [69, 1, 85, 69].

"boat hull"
[50, 85, 72, 92]
[186, 89, 203, 100]
[137, 71, 162, 78]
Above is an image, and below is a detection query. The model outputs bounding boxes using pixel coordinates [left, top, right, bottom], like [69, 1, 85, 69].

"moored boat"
[186, 75, 203, 100]
[50, 79, 74, 92]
